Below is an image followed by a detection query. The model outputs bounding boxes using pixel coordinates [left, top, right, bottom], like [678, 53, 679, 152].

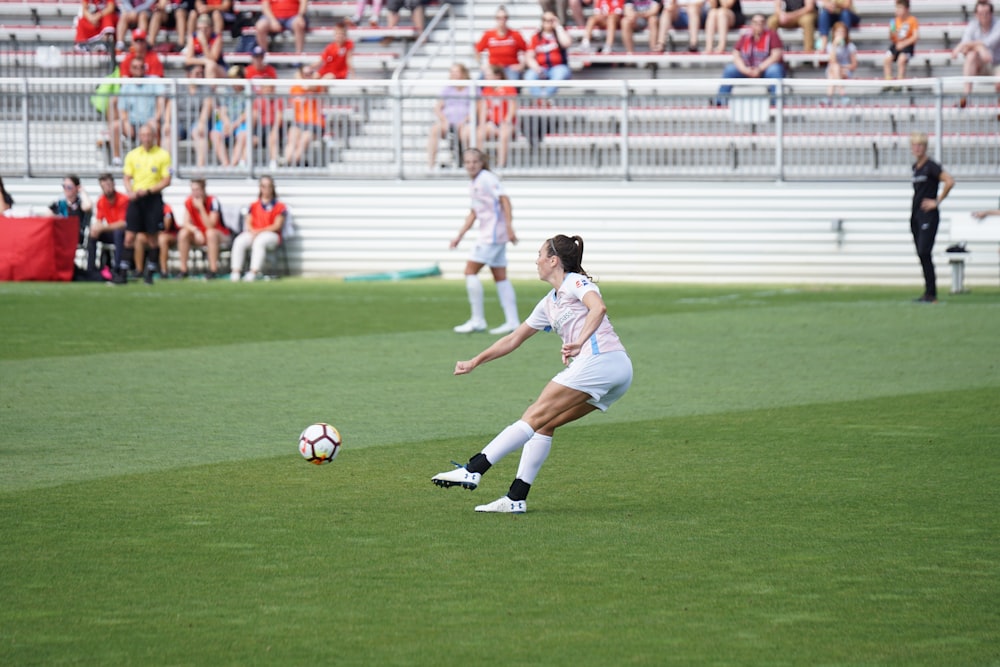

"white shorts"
[552, 350, 633, 412]
[469, 242, 508, 268]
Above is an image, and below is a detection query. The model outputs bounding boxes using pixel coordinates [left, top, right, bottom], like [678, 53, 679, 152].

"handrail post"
[620, 79, 629, 180]
[775, 78, 784, 182]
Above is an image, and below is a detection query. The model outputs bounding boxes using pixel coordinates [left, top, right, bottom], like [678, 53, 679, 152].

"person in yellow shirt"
[118, 122, 172, 285]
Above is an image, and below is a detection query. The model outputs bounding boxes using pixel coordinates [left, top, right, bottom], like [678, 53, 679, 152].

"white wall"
[8, 178, 1000, 288]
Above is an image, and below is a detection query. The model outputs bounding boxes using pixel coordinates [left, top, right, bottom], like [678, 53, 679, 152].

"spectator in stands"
[352, 0, 384, 27]
[188, 0, 234, 41]
[148, 0, 191, 52]
[315, 21, 355, 79]
[183, 12, 226, 79]
[715, 14, 784, 105]
[450, 147, 519, 335]
[767, 0, 816, 54]
[177, 178, 230, 278]
[230, 175, 288, 282]
[825, 21, 856, 101]
[75, 0, 118, 52]
[210, 66, 250, 167]
[283, 64, 325, 167]
[0, 177, 14, 214]
[909, 131, 955, 304]
[525, 12, 573, 94]
[256, 0, 308, 54]
[882, 0, 918, 88]
[386, 0, 426, 38]
[581, 0, 625, 54]
[621, 0, 662, 54]
[704, 0, 744, 53]
[48, 174, 93, 246]
[660, 0, 707, 52]
[477, 65, 518, 169]
[118, 122, 172, 285]
[540, 0, 570, 27]
[476, 7, 529, 79]
[110, 59, 168, 166]
[427, 63, 473, 170]
[253, 80, 285, 171]
[953, 0, 1000, 108]
[816, 0, 858, 53]
[155, 202, 178, 276]
[115, 0, 157, 52]
[245, 44, 278, 79]
[120, 29, 165, 77]
[88, 173, 127, 276]
[176, 63, 213, 167]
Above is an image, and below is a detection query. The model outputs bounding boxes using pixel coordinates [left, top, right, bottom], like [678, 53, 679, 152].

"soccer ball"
[298, 423, 342, 465]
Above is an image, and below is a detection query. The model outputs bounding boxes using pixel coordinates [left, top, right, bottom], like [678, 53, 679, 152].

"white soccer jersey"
[526, 273, 626, 360]
[470, 169, 510, 245]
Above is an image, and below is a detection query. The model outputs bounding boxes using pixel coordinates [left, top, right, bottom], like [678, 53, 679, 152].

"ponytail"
[546, 234, 591, 280]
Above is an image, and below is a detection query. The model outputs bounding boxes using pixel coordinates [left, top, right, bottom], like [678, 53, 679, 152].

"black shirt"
[911, 158, 942, 214]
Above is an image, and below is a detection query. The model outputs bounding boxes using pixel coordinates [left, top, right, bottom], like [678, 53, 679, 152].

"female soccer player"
[432, 234, 634, 513]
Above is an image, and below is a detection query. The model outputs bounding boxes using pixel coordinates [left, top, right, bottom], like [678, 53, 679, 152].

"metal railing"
[1, 75, 998, 180]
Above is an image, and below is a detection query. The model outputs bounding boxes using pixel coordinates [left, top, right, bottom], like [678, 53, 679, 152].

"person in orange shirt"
[314, 21, 355, 79]
[477, 65, 518, 169]
[255, 0, 308, 53]
[883, 0, 918, 85]
[283, 64, 325, 166]
[88, 173, 128, 276]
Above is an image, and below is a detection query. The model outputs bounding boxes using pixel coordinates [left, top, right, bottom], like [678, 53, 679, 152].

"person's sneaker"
[100, 266, 113, 281]
[242, 271, 258, 283]
[488, 321, 518, 335]
[205, 270, 217, 280]
[230, 272, 241, 283]
[110, 269, 128, 285]
[453, 319, 487, 333]
[475, 496, 526, 513]
[143, 265, 154, 285]
[431, 462, 481, 490]
[914, 294, 938, 303]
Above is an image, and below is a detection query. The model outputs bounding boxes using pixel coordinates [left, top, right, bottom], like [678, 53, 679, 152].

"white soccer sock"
[515, 433, 552, 485]
[466, 274, 485, 323]
[496, 279, 519, 325]
[482, 420, 535, 465]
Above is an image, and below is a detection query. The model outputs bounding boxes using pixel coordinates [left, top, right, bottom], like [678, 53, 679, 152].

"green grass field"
[1, 280, 998, 666]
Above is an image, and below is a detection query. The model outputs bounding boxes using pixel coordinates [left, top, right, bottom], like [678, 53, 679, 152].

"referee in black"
[909, 132, 955, 303]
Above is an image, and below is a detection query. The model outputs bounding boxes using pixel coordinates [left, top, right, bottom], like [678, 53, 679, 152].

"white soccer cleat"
[432, 463, 481, 490]
[475, 496, 526, 513]
[453, 319, 487, 334]
[488, 322, 518, 335]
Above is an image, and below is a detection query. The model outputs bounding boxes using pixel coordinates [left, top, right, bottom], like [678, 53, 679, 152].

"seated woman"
[283, 65, 325, 167]
[477, 65, 518, 169]
[704, 0, 744, 53]
[427, 63, 473, 170]
[525, 11, 572, 96]
[230, 175, 288, 282]
[182, 13, 225, 79]
[209, 66, 249, 167]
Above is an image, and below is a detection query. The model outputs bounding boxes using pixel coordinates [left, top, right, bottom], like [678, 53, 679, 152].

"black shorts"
[126, 192, 165, 236]
[887, 44, 915, 60]
[386, 0, 425, 12]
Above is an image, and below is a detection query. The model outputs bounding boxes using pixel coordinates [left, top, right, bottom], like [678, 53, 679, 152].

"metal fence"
[1, 75, 998, 180]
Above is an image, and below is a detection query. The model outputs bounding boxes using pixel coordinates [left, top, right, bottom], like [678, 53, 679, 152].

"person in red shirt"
[477, 65, 518, 168]
[177, 178, 230, 278]
[475, 6, 528, 79]
[182, 13, 226, 79]
[245, 45, 278, 80]
[88, 172, 128, 275]
[75, 0, 118, 51]
[716, 13, 785, 104]
[230, 175, 288, 282]
[255, 0, 309, 53]
[314, 21, 355, 79]
[120, 30, 165, 77]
